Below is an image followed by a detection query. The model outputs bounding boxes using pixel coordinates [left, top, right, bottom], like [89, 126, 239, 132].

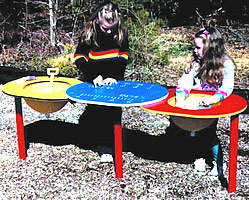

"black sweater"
[74, 26, 129, 83]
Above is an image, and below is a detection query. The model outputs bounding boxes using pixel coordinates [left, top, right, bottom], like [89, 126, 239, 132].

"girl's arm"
[74, 39, 90, 73]
[212, 59, 235, 102]
[200, 59, 235, 106]
[175, 65, 196, 106]
[118, 33, 129, 62]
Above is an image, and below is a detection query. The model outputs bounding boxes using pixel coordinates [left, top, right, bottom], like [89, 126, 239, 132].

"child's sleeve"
[74, 39, 90, 73]
[175, 67, 195, 102]
[118, 33, 129, 63]
[211, 59, 235, 103]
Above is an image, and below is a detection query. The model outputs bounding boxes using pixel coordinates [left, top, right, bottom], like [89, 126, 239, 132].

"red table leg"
[114, 124, 123, 178]
[228, 114, 239, 193]
[15, 97, 27, 160]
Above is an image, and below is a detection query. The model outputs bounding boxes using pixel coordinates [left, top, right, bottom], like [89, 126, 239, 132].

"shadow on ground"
[25, 120, 215, 165]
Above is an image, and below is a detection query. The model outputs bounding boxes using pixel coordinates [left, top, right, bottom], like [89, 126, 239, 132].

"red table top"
[141, 89, 248, 119]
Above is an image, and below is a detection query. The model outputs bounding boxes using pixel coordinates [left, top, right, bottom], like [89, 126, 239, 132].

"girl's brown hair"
[81, 2, 127, 47]
[194, 27, 233, 87]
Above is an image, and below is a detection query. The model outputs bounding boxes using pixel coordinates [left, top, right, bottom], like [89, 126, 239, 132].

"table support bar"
[228, 115, 239, 193]
[15, 97, 27, 160]
[114, 124, 123, 178]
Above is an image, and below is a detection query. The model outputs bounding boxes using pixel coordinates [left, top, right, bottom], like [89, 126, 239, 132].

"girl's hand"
[175, 99, 186, 108]
[103, 78, 117, 85]
[93, 76, 117, 87]
[93, 75, 104, 87]
[199, 97, 216, 107]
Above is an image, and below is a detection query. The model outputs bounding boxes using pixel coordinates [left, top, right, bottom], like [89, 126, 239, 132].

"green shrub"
[48, 53, 79, 77]
[123, 6, 168, 81]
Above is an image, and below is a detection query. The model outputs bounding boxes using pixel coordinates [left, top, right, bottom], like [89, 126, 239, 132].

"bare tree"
[49, 0, 58, 47]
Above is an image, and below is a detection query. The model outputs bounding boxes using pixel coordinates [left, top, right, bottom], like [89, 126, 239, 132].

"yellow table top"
[2, 76, 82, 100]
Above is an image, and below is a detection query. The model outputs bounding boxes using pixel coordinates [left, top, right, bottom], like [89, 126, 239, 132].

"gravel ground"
[0, 86, 248, 199]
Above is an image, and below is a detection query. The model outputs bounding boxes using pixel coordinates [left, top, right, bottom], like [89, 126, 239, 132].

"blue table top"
[66, 81, 168, 107]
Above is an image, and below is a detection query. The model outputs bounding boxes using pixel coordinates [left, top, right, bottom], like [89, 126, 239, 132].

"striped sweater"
[74, 27, 129, 83]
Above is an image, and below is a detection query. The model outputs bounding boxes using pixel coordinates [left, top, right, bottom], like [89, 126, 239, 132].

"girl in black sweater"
[74, 1, 129, 162]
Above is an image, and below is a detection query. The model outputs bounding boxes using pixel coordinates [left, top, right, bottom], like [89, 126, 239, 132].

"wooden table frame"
[9, 80, 169, 176]
[112, 115, 242, 193]
[12, 98, 123, 185]
[12, 89, 247, 194]
[140, 89, 247, 193]
[13, 96, 124, 177]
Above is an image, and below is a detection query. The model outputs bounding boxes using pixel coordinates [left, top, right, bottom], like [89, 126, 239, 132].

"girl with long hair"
[74, 1, 129, 162]
[174, 27, 235, 188]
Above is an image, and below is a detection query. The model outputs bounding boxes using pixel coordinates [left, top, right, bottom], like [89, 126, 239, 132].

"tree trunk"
[49, 0, 58, 47]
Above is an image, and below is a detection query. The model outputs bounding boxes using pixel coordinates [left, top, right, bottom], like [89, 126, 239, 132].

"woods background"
[0, 0, 248, 86]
